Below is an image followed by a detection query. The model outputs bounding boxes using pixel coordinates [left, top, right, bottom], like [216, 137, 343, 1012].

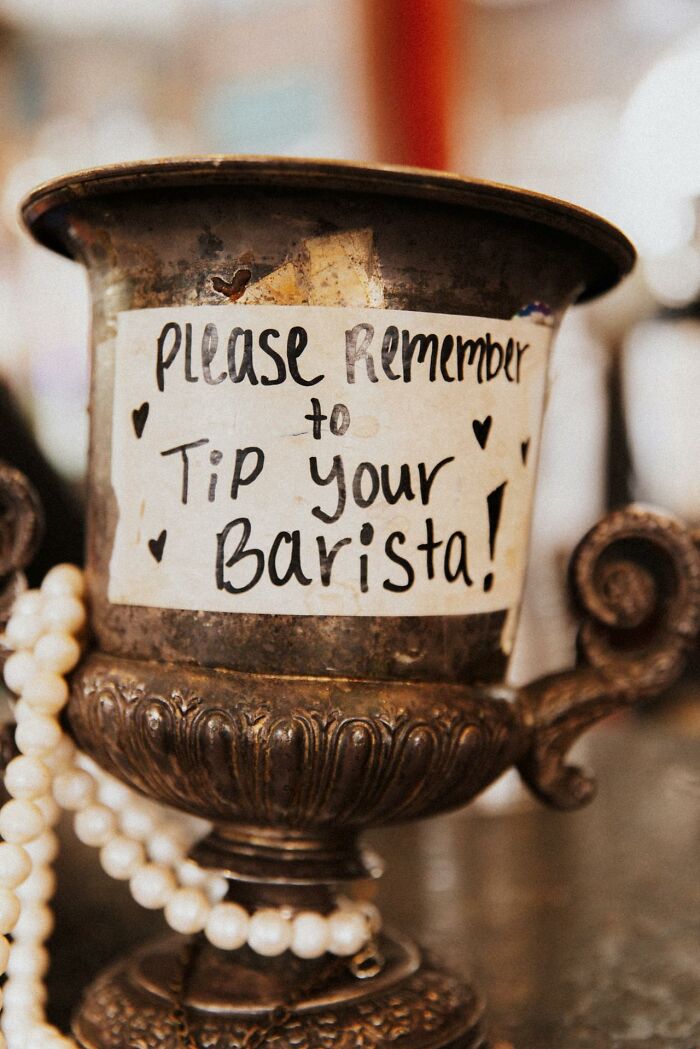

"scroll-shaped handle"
[516, 505, 700, 810]
[0, 462, 43, 768]
[0, 461, 43, 639]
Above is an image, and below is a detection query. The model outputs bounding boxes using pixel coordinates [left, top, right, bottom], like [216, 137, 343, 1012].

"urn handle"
[516, 506, 700, 809]
[0, 462, 43, 763]
[0, 461, 43, 641]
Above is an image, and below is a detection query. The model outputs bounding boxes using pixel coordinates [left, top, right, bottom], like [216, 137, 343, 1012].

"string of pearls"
[0, 565, 380, 1049]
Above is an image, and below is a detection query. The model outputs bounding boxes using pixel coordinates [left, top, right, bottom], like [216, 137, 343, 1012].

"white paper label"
[108, 305, 552, 617]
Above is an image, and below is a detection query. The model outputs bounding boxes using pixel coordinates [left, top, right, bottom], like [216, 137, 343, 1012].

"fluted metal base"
[72, 931, 486, 1048]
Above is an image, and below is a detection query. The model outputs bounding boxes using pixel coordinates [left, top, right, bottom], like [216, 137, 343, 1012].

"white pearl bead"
[205, 902, 248, 950]
[207, 875, 229, 903]
[4, 612, 43, 650]
[74, 804, 117, 847]
[291, 911, 330, 959]
[100, 837, 145, 881]
[2, 650, 38, 694]
[0, 843, 32, 888]
[21, 670, 69, 715]
[130, 863, 176, 910]
[357, 900, 382, 934]
[33, 632, 80, 675]
[15, 713, 62, 756]
[12, 699, 37, 722]
[16, 866, 56, 903]
[181, 813, 212, 838]
[164, 887, 211, 934]
[7, 942, 49, 978]
[41, 563, 84, 598]
[4, 1016, 43, 1045]
[25, 831, 59, 866]
[119, 804, 157, 841]
[21, 1022, 60, 1049]
[177, 858, 208, 888]
[4, 756, 52, 800]
[3, 1025, 22, 1048]
[41, 594, 86, 634]
[147, 829, 188, 867]
[2, 977, 47, 1011]
[42, 734, 76, 771]
[2, 1016, 41, 1046]
[247, 909, 292, 957]
[12, 589, 44, 618]
[0, 888, 20, 933]
[52, 769, 96, 810]
[12, 903, 54, 942]
[97, 776, 133, 810]
[2, 1017, 37, 1044]
[327, 909, 368, 956]
[34, 794, 61, 828]
[0, 799, 45, 844]
[0, 934, 10, 973]
[2, 990, 42, 1015]
[47, 1036, 76, 1049]
[74, 752, 99, 775]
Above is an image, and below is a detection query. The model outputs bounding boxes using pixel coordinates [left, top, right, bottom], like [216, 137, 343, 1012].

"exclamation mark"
[483, 481, 507, 592]
[360, 522, 374, 594]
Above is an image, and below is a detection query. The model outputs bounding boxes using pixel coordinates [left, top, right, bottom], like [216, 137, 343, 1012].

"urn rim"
[20, 154, 634, 302]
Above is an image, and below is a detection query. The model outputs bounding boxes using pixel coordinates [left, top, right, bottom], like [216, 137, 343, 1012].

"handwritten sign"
[108, 305, 552, 618]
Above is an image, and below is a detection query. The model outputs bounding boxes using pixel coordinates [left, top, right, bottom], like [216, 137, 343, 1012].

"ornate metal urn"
[13, 158, 700, 1048]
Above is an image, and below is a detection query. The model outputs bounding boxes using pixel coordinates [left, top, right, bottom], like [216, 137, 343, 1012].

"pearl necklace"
[0, 564, 379, 1049]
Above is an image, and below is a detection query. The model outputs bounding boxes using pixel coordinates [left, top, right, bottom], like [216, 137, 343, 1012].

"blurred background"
[0, 0, 698, 707]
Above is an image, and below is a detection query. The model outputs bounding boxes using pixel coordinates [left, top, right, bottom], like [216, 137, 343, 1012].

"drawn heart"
[472, 416, 492, 450]
[148, 530, 167, 563]
[132, 402, 150, 439]
[521, 439, 531, 465]
[211, 268, 252, 302]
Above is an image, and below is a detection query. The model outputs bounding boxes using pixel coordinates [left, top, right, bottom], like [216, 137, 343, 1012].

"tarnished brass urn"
[16, 158, 700, 1048]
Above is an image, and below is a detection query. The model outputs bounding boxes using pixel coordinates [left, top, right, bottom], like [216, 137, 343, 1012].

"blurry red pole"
[364, 0, 460, 171]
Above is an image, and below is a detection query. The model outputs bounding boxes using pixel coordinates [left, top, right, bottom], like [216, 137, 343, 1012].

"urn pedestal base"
[71, 931, 486, 1049]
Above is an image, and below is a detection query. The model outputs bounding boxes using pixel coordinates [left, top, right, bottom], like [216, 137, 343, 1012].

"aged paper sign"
[108, 305, 552, 617]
